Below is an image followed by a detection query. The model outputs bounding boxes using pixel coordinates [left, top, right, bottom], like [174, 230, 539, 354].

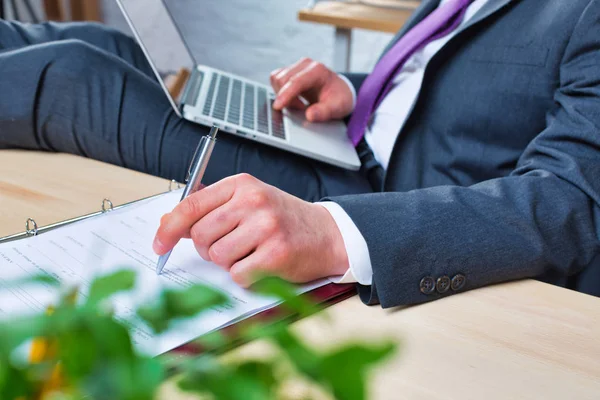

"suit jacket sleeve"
[328, 1, 600, 308]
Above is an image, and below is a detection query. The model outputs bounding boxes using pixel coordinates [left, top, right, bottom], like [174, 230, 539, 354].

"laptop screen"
[116, 0, 196, 115]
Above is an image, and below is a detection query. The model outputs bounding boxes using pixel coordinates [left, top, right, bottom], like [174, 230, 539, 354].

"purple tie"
[347, 0, 474, 146]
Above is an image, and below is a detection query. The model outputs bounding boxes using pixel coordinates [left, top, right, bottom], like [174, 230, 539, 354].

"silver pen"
[156, 125, 219, 275]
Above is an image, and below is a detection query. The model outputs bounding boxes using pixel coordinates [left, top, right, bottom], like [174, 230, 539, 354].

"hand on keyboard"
[270, 57, 354, 123]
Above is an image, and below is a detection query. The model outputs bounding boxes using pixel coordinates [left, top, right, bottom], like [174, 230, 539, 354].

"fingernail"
[273, 99, 281, 109]
[310, 109, 320, 121]
[153, 236, 164, 254]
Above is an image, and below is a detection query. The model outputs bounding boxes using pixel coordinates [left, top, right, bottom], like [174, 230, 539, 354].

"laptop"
[116, 0, 361, 170]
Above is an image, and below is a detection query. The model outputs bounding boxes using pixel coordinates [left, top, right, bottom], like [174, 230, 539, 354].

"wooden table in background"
[298, 0, 420, 71]
[2, 150, 600, 399]
[43, 0, 102, 22]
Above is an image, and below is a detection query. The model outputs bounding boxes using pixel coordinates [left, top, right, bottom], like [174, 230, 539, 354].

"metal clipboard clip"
[0, 179, 184, 244]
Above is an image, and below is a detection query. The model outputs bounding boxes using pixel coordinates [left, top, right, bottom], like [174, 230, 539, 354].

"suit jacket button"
[436, 276, 451, 293]
[420, 276, 436, 295]
[451, 274, 466, 291]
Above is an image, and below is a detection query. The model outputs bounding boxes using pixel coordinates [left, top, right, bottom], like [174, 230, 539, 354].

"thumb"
[306, 102, 335, 122]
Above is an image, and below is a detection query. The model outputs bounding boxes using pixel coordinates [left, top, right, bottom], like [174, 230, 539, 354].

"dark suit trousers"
[0, 20, 373, 202]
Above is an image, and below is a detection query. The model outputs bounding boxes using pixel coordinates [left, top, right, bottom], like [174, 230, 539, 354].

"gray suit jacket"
[334, 0, 600, 307]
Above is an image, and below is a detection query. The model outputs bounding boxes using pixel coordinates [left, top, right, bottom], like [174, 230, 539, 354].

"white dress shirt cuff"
[317, 201, 373, 285]
[337, 73, 357, 112]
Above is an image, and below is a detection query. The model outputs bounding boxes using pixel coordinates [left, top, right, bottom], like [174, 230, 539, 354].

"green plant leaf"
[83, 356, 164, 400]
[177, 354, 226, 394]
[178, 355, 275, 400]
[242, 320, 288, 344]
[45, 392, 79, 400]
[0, 314, 48, 353]
[0, 273, 60, 289]
[125, 356, 165, 400]
[138, 284, 229, 334]
[163, 284, 229, 317]
[236, 360, 278, 393]
[57, 323, 99, 381]
[0, 268, 399, 400]
[49, 310, 135, 385]
[319, 342, 397, 400]
[86, 314, 136, 361]
[87, 270, 136, 306]
[252, 277, 321, 318]
[270, 329, 321, 381]
[0, 361, 37, 400]
[195, 330, 231, 352]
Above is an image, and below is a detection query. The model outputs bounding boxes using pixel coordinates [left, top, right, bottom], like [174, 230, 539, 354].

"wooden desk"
[0, 151, 168, 237]
[298, 0, 420, 71]
[2, 150, 600, 399]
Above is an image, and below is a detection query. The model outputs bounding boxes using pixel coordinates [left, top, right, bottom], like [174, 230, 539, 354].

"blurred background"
[1, 0, 396, 83]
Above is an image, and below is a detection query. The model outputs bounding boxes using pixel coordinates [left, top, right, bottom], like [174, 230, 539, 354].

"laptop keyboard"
[202, 72, 287, 140]
[242, 83, 255, 130]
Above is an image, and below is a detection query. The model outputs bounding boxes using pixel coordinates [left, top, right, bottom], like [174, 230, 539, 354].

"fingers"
[202, 192, 286, 270]
[269, 58, 311, 93]
[153, 176, 237, 255]
[284, 97, 308, 110]
[270, 67, 284, 90]
[273, 60, 329, 110]
[205, 222, 261, 270]
[189, 202, 243, 261]
[229, 235, 297, 288]
[270, 59, 312, 110]
[229, 247, 273, 288]
[305, 99, 347, 122]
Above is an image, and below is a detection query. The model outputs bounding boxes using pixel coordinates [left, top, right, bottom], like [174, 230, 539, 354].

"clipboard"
[0, 179, 357, 357]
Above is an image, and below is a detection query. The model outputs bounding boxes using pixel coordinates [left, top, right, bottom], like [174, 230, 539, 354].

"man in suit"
[154, 0, 600, 307]
[2, 1, 599, 307]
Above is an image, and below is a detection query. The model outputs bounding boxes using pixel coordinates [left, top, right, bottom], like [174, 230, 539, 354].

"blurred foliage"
[0, 270, 397, 400]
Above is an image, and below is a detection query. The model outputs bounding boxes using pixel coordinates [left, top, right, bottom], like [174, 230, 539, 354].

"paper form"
[0, 190, 326, 356]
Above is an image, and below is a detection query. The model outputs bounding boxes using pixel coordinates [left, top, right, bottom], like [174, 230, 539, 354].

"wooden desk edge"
[298, 1, 419, 33]
[298, 8, 402, 33]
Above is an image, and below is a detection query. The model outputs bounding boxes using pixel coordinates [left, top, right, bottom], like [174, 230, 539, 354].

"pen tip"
[156, 250, 172, 275]
[156, 256, 166, 275]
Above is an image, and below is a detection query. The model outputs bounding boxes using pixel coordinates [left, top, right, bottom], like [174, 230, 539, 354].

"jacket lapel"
[449, 0, 517, 37]
[381, 0, 517, 58]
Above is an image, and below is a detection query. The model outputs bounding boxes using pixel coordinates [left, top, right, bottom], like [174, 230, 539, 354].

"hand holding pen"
[155, 126, 218, 275]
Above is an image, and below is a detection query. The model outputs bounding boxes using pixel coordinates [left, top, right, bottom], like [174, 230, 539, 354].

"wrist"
[314, 203, 350, 276]
[337, 73, 357, 112]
